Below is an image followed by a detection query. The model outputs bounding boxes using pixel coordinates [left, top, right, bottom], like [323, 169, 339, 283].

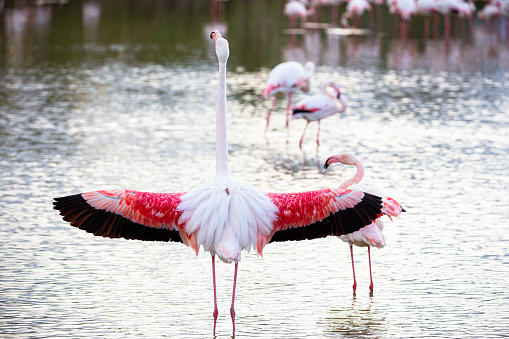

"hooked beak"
[210, 30, 219, 42]
[324, 155, 340, 169]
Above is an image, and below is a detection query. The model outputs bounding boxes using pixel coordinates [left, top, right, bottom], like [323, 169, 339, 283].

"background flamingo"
[289, 79, 348, 148]
[341, 0, 372, 28]
[324, 152, 405, 294]
[54, 32, 383, 334]
[284, 0, 315, 30]
[262, 60, 315, 136]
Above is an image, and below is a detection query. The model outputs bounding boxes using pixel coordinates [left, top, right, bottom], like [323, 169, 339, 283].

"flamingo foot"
[230, 307, 236, 332]
[213, 308, 219, 334]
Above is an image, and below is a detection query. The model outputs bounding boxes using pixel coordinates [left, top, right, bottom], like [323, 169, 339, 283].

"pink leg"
[444, 15, 450, 42]
[368, 247, 374, 293]
[230, 262, 239, 332]
[212, 256, 218, 334]
[285, 93, 293, 132]
[265, 93, 278, 136]
[299, 122, 309, 149]
[315, 120, 321, 147]
[350, 246, 357, 294]
[424, 16, 429, 40]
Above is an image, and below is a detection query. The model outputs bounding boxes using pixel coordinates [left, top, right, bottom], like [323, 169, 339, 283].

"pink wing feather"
[255, 188, 383, 255]
[53, 189, 191, 245]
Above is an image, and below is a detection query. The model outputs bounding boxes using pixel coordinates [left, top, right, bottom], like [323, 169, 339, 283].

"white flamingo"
[54, 31, 383, 333]
[262, 60, 315, 135]
[289, 79, 348, 148]
[325, 152, 404, 294]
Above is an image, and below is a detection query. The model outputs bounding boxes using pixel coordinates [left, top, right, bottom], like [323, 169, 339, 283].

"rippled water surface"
[1, 1, 509, 338]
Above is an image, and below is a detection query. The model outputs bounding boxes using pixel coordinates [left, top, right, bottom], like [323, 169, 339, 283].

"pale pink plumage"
[54, 32, 383, 333]
[324, 152, 404, 294]
[263, 60, 315, 135]
[341, 0, 372, 28]
[290, 79, 348, 148]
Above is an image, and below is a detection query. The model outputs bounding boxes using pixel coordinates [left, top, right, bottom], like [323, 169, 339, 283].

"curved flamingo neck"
[323, 83, 335, 99]
[215, 59, 230, 178]
[339, 158, 364, 189]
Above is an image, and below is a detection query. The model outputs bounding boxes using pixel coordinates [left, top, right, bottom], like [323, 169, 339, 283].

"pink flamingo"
[54, 31, 383, 334]
[262, 60, 315, 135]
[324, 152, 405, 294]
[391, 0, 418, 39]
[341, 0, 372, 28]
[284, 0, 316, 30]
[416, 0, 438, 39]
[289, 80, 348, 148]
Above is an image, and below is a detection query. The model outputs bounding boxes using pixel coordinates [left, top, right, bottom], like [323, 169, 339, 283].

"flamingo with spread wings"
[324, 152, 405, 294]
[54, 31, 383, 334]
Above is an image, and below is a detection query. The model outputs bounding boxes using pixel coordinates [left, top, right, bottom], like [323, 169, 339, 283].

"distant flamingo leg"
[368, 247, 374, 293]
[316, 120, 321, 147]
[265, 93, 279, 136]
[285, 93, 293, 131]
[424, 16, 430, 40]
[350, 246, 357, 294]
[212, 256, 219, 334]
[299, 121, 310, 149]
[230, 262, 239, 332]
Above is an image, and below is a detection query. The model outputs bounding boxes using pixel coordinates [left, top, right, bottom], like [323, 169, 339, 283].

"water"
[1, 0, 509, 337]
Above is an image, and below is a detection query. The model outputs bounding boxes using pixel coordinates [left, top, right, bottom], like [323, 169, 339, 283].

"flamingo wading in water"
[324, 152, 405, 294]
[290, 79, 348, 148]
[262, 60, 315, 136]
[53, 31, 384, 333]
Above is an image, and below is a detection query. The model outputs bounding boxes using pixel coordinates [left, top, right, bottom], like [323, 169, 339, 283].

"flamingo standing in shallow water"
[324, 152, 405, 294]
[289, 79, 348, 148]
[284, 0, 316, 29]
[262, 60, 315, 136]
[54, 31, 383, 333]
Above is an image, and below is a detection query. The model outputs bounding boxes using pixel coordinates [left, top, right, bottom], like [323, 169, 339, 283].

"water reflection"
[323, 298, 387, 337]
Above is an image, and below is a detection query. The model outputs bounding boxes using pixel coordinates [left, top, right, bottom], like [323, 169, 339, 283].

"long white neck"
[339, 158, 364, 189]
[215, 60, 230, 178]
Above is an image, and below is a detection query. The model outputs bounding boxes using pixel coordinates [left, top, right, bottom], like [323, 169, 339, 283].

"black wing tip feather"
[270, 192, 383, 243]
[53, 194, 183, 243]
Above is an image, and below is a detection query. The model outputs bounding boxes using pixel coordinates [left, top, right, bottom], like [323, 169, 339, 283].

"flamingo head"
[210, 30, 229, 63]
[304, 61, 315, 79]
[324, 152, 358, 169]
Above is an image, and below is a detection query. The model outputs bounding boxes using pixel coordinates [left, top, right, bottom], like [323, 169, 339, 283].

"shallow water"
[1, 1, 509, 338]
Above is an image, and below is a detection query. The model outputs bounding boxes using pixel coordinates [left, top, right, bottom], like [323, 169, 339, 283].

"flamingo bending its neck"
[290, 80, 348, 148]
[325, 152, 405, 294]
[54, 32, 384, 334]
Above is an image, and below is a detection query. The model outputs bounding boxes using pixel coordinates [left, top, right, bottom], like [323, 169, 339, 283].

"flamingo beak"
[324, 155, 341, 169]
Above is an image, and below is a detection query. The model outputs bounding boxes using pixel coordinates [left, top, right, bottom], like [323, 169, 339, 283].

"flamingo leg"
[285, 93, 293, 132]
[212, 256, 219, 334]
[230, 262, 239, 332]
[299, 121, 310, 149]
[265, 93, 278, 136]
[350, 245, 357, 294]
[368, 247, 374, 293]
[316, 120, 321, 147]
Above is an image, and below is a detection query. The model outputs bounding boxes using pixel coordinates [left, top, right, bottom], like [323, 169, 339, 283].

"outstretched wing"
[257, 188, 382, 252]
[53, 189, 186, 243]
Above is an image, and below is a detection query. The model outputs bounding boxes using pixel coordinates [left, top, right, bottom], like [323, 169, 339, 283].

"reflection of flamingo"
[54, 31, 383, 334]
[262, 61, 315, 135]
[290, 80, 348, 148]
[324, 152, 405, 294]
